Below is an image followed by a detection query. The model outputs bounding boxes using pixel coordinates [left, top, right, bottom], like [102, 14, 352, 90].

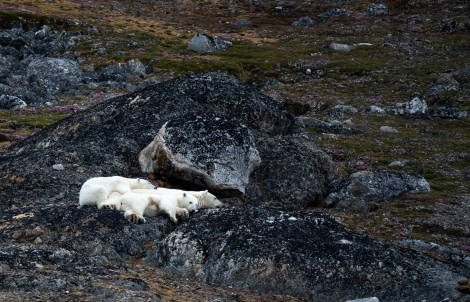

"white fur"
[78, 176, 155, 209]
[133, 188, 223, 209]
[116, 191, 198, 224]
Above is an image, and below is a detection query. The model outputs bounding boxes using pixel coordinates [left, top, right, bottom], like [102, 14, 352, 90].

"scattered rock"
[390, 97, 427, 116]
[379, 125, 398, 133]
[317, 8, 348, 22]
[364, 4, 389, 16]
[326, 170, 430, 213]
[366, 105, 386, 114]
[297, 116, 363, 135]
[233, 19, 251, 26]
[326, 104, 358, 117]
[292, 16, 315, 26]
[429, 107, 469, 119]
[425, 73, 459, 96]
[187, 33, 231, 53]
[329, 42, 355, 52]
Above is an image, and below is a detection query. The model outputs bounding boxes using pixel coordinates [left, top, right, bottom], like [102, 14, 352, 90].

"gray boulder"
[365, 4, 389, 16]
[26, 57, 83, 95]
[139, 113, 261, 195]
[326, 170, 431, 212]
[0, 95, 26, 110]
[390, 97, 428, 116]
[98, 58, 146, 82]
[187, 34, 231, 53]
[147, 206, 464, 302]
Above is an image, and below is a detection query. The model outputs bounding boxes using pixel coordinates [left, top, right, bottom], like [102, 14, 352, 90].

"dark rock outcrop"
[326, 170, 431, 213]
[147, 206, 465, 301]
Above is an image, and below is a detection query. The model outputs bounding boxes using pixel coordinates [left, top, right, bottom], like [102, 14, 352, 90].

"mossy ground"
[1, 0, 469, 251]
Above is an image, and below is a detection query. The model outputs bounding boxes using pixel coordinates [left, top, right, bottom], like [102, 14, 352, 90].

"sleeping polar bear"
[116, 191, 198, 224]
[78, 176, 155, 209]
[133, 188, 224, 209]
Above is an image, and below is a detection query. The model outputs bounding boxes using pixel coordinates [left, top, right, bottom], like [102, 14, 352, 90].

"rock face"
[139, 113, 261, 195]
[148, 206, 464, 301]
[326, 170, 431, 212]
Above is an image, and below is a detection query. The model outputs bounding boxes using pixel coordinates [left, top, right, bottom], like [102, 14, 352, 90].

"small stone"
[380, 126, 398, 133]
[53, 164, 64, 170]
[33, 237, 42, 244]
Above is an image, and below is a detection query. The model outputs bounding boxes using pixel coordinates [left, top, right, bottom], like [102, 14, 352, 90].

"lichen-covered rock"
[326, 170, 431, 212]
[147, 206, 464, 301]
[139, 113, 261, 195]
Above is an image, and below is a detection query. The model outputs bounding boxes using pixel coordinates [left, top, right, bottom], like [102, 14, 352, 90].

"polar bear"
[78, 176, 155, 209]
[116, 191, 198, 224]
[133, 188, 224, 209]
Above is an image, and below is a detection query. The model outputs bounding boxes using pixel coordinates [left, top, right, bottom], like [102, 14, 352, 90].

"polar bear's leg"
[78, 185, 107, 209]
[101, 192, 122, 210]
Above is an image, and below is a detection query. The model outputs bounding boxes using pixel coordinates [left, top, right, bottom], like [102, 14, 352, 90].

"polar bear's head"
[180, 192, 198, 212]
[198, 190, 224, 209]
[132, 178, 156, 190]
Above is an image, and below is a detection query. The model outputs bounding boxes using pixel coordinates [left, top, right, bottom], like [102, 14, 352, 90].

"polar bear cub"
[134, 188, 224, 209]
[78, 176, 155, 209]
[116, 191, 198, 224]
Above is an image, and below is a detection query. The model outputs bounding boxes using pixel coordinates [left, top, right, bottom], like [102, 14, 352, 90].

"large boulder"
[147, 206, 465, 302]
[0, 94, 26, 110]
[139, 113, 261, 195]
[26, 57, 83, 95]
[326, 170, 431, 213]
[98, 58, 146, 82]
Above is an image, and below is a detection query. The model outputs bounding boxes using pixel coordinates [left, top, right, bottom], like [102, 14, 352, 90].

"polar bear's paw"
[102, 203, 116, 210]
[178, 208, 190, 219]
[125, 212, 146, 224]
